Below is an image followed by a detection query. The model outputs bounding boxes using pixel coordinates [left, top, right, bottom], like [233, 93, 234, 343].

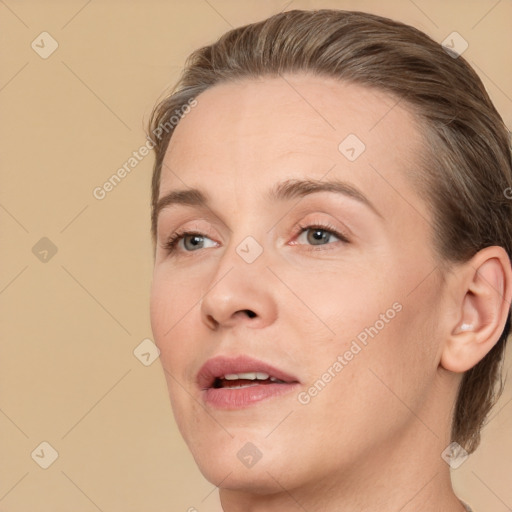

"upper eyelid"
[161, 217, 344, 238]
[156, 205, 232, 237]
[160, 211, 350, 237]
[159, 207, 349, 231]
[158, 217, 215, 237]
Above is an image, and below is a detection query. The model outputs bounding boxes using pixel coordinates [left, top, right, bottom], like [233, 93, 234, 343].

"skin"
[150, 75, 511, 511]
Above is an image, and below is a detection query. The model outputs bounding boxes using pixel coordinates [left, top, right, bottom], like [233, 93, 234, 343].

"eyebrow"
[267, 178, 382, 217]
[154, 178, 382, 220]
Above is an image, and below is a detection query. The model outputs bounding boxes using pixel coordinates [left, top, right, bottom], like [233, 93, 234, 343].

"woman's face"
[150, 75, 451, 493]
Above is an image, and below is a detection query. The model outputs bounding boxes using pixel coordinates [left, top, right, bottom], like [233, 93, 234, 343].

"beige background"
[1, 0, 511, 511]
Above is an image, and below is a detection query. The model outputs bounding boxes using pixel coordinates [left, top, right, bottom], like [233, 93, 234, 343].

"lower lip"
[203, 382, 300, 409]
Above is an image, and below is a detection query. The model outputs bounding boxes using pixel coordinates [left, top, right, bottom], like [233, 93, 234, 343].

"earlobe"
[440, 246, 512, 373]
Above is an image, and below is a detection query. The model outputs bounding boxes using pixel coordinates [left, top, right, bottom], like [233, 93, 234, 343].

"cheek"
[150, 261, 205, 326]
[276, 259, 397, 344]
[339, 273, 442, 416]
[150, 268, 202, 434]
[291, 300, 437, 462]
[150, 265, 202, 374]
[287, 257, 440, 405]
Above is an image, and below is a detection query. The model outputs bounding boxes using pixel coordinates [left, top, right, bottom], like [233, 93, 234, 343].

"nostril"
[206, 314, 218, 328]
[244, 310, 257, 318]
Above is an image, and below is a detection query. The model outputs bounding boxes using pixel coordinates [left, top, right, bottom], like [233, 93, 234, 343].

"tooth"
[237, 372, 257, 380]
[223, 372, 271, 381]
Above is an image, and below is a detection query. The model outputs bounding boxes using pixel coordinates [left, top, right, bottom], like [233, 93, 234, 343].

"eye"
[293, 222, 349, 247]
[164, 230, 218, 254]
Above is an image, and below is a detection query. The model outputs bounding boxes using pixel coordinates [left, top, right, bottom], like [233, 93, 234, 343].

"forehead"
[159, 74, 429, 220]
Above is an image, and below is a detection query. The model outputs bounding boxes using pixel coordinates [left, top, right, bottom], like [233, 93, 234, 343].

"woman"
[148, 9, 511, 511]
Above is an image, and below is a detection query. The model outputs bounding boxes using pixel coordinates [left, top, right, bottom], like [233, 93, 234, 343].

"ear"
[440, 246, 512, 373]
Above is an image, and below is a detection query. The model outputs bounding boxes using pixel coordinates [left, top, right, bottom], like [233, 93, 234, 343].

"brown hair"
[148, 9, 512, 453]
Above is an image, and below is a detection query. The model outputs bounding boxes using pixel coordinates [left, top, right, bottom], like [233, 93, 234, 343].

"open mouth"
[212, 372, 287, 389]
[198, 356, 300, 408]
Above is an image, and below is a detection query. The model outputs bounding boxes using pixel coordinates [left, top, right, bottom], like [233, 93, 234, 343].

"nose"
[200, 245, 278, 331]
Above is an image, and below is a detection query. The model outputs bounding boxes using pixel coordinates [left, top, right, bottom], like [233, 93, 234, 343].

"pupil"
[309, 229, 328, 245]
[185, 235, 203, 250]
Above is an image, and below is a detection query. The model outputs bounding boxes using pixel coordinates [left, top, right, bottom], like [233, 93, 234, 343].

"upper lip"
[197, 355, 300, 390]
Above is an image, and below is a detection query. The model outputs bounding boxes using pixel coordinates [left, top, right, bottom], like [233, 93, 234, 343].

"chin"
[184, 431, 299, 492]
[195, 456, 291, 494]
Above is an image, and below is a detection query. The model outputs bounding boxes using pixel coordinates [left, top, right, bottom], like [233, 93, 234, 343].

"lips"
[197, 355, 300, 409]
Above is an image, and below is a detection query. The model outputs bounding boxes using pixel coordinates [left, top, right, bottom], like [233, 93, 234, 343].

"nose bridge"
[213, 215, 270, 282]
[200, 229, 276, 329]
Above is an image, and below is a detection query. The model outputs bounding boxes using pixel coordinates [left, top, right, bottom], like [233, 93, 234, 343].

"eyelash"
[163, 221, 349, 255]
[293, 221, 350, 249]
[163, 228, 214, 254]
